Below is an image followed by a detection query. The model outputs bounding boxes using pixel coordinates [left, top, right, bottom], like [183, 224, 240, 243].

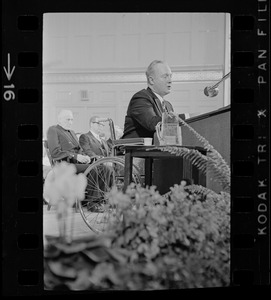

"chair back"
[43, 140, 55, 167]
[108, 118, 116, 141]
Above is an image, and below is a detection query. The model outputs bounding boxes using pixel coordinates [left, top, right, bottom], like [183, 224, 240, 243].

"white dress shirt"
[152, 91, 190, 119]
[90, 130, 101, 142]
[152, 91, 164, 106]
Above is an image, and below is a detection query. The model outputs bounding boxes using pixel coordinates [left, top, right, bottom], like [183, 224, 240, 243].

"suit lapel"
[100, 139, 109, 156]
[69, 130, 80, 146]
[164, 100, 173, 113]
[155, 98, 164, 115]
[87, 131, 105, 156]
[147, 88, 174, 114]
[88, 131, 100, 146]
[147, 87, 163, 116]
[57, 125, 79, 147]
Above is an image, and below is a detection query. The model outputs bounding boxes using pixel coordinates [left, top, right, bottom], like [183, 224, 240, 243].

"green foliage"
[44, 234, 130, 290]
[44, 183, 230, 290]
[178, 115, 230, 192]
[183, 183, 225, 199]
[178, 115, 229, 170]
[153, 145, 230, 193]
[93, 183, 230, 289]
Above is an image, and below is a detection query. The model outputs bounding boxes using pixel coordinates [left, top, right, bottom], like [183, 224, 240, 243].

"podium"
[123, 106, 230, 194]
[182, 105, 230, 193]
[151, 105, 230, 194]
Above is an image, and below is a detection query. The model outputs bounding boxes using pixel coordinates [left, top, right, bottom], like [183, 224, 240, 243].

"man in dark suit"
[79, 115, 114, 201]
[122, 60, 187, 194]
[122, 60, 185, 139]
[47, 109, 91, 173]
[47, 109, 105, 212]
[79, 116, 111, 158]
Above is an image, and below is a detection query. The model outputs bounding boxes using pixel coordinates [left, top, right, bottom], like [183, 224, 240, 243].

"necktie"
[154, 97, 163, 115]
[162, 100, 169, 113]
[100, 139, 108, 156]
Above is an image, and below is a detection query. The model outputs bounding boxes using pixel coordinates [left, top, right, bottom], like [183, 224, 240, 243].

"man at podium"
[121, 60, 191, 194]
[122, 60, 186, 140]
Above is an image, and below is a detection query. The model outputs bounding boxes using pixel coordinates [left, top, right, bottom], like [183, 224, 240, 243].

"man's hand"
[77, 154, 91, 164]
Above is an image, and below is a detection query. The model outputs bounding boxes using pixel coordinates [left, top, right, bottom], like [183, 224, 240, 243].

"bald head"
[57, 109, 74, 130]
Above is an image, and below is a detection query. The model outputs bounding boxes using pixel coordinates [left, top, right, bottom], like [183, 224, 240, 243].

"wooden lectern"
[152, 105, 230, 194]
[182, 105, 230, 193]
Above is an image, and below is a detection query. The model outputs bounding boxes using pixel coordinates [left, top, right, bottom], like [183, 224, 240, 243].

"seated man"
[79, 115, 114, 191]
[79, 116, 111, 158]
[46, 109, 105, 212]
[47, 109, 91, 173]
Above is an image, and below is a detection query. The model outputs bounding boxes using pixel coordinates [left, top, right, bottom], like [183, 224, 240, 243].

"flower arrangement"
[43, 161, 87, 243]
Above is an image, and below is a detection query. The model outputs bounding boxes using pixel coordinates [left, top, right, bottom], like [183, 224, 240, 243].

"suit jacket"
[122, 87, 174, 139]
[47, 124, 84, 162]
[79, 131, 111, 157]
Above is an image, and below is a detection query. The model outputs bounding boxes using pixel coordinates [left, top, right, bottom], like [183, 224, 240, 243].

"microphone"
[204, 86, 219, 97]
[204, 72, 231, 97]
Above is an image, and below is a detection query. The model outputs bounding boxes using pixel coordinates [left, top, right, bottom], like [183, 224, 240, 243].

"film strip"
[231, 4, 269, 286]
[2, 0, 270, 295]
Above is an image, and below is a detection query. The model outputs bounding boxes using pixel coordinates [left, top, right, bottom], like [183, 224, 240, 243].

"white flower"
[43, 161, 87, 207]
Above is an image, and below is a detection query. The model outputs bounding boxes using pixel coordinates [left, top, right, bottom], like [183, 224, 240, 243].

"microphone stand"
[204, 72, 231, 97]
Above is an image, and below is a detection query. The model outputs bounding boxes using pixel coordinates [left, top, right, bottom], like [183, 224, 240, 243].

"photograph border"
[2, 0, 270, 294]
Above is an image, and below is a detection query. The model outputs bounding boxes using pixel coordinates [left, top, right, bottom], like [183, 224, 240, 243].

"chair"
[76, 119, 144, 234]
[43, 140, 56, 167]
[42, 139, 99, 213]
[43, 140, 53, 210]
[43, 122, 144, 234]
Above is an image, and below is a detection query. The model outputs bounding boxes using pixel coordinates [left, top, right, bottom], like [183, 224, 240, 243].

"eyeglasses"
[92, 122, 104, 126]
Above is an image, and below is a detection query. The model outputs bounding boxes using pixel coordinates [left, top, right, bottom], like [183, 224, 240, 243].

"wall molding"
[43, 67, 224, 84]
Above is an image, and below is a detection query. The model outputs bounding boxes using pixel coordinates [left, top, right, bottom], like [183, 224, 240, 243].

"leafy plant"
[88, 183, 230, 289]
[44, 234, 130, 290]
[44, 182, 230, 290]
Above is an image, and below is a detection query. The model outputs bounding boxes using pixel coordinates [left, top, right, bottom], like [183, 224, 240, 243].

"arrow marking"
[3, 53, 15, 81]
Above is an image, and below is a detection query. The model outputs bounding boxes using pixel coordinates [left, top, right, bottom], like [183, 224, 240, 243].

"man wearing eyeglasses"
[47, 110, 109, 213]
[79, 116, 111, 158]
[78, 116, 114, 212]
